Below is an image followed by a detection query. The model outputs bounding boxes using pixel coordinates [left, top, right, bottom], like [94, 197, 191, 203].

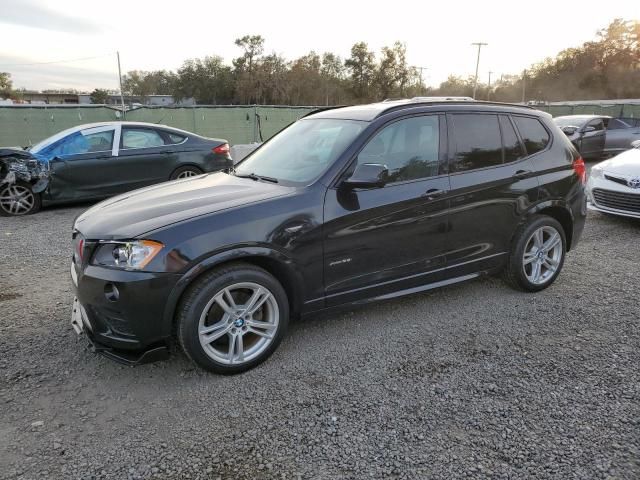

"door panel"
[48, 152, 114, 201]
[116, 127, 178, 191]
[445, 113, 539, 273]
[323, 114, 450, 306]
[579, 118, 606, 159]
[46, 127, 117, 201]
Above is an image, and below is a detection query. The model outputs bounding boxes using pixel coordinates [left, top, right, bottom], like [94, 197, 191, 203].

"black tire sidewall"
[178, 266, 289, 374]
[0, 181, 41, 216]
[170, 166, 203, 180]
[510, 216, 567, 292]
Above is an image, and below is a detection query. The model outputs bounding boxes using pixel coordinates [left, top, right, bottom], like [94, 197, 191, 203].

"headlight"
[92, 240, 164, 269]
[590, 167, 604, 179]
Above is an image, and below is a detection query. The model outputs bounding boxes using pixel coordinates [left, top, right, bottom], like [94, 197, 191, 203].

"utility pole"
[471, 42, 487, 99]
[117, 51, 125, 118]
[487, 71, 493, 100]
[521, 69, 526, 104]
[413, 66, 429, 95]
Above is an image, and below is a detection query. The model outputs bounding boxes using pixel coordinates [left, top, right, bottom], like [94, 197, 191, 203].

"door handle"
[161, 150, 173, 154]
[423, 188, 447, 199]
[513, 170, 532, 179]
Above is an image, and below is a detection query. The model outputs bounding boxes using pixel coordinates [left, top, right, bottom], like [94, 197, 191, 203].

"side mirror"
[343, 163, 389, 189]
[561, 126, 578, 136]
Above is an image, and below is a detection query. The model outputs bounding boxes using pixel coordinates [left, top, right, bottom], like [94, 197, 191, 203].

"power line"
[0, 53, 115, 68]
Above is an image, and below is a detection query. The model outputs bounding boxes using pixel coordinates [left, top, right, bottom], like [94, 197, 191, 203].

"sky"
[0, 0, 638, 92]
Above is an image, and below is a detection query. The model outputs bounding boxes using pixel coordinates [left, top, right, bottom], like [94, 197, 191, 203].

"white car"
[586, 141, 640, 219]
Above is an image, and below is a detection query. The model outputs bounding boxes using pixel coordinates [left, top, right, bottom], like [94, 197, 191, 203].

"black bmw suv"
[71, 99, 587, 374]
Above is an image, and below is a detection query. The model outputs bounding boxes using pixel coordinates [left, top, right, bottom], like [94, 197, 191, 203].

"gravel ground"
[1, 190, 639, 479]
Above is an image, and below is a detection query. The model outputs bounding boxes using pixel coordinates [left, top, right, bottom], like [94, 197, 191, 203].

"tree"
[174, 56, 234, 104]
[122, 70, 177, 99]
[232, 35, 266, 103]
[90, 88, 110, 104]
[375, 45, 398, 99]
[345, 42, 376, 101]
[321, 53, 346, 105]
[233, 35, 265, 74]
[0, 72, 12, 97]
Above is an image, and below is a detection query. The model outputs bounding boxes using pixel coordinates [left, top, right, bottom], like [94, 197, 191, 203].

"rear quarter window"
[513, 116, 550, 155]
[167, 132, 187, 144]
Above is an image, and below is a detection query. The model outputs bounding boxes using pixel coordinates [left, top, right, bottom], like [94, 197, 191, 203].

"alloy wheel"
[0, 185, 35, 215]
[522, 225, 563, 285]
[177, 170, 199, 179]
[198, 282, 279, 365]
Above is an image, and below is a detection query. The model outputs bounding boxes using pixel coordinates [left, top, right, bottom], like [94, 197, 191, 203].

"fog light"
[104, 283, 120, 302]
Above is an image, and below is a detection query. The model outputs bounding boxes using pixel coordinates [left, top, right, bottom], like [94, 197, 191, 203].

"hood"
[74, 172, 294, 238]
[596, 148, 640, 177]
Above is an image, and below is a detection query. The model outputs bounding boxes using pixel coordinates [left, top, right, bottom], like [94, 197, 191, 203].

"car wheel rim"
[198, 282, 279, 365]
[177, 170, 199, 179]
[0, 185, 35, 215]
[522, 225, 563, 285]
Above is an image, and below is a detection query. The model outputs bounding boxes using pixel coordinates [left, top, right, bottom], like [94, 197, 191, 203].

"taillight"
[213, 143, 230, 155]
[573, 156, 586, 184]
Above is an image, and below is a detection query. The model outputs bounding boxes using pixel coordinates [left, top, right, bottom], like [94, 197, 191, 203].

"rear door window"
[499, 115, 525, 163]
[450, 114, 502, 172]
[607, 118, 631, 130]
[121, 129, 166, 149]
[513, 116, 550, 155]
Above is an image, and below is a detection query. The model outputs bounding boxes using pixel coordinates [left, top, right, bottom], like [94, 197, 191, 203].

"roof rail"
[410, 96, 474, 102]
[301, 105, 348, 118]
[375, 99, 535, 118]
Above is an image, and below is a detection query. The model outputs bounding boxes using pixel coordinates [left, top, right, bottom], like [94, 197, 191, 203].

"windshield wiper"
[234, 172, 279, 183]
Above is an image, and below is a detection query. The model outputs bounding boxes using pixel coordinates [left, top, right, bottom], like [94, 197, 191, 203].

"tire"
[0, 181, 42, 216]
[503, 215, 566, 292]
[177, 262, 289, 374]
[170, 166, 203, 180]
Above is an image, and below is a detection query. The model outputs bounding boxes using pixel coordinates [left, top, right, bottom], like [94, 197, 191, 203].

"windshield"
[234, 118, 367, 186]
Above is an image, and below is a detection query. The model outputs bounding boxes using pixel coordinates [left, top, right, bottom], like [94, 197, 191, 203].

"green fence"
[2, 102, 639, 148]
[537, 103, 640, 118]
[0, 105, 318, 148]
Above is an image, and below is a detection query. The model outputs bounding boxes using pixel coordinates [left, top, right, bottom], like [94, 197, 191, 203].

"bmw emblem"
[628, 178, 640, 189]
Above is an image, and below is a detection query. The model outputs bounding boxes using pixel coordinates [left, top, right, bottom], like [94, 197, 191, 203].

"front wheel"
[503, 215, 566, 292]
[177, 263, 289, 374]
[0, 181, 41, 216]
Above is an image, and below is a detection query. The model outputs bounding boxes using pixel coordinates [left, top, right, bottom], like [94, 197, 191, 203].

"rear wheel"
[0, 181, 41, 216]
[177, 263, 289, 374]
[170, 166, 203, 180]
[503, 215, 566, 292]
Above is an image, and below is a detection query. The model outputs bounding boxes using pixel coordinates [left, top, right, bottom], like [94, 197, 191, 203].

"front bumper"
[71, 260, 182, 364]
[586, 175, 640, 219]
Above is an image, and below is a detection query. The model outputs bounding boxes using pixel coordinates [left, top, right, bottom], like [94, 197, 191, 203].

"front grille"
[592, 188, 640, 213]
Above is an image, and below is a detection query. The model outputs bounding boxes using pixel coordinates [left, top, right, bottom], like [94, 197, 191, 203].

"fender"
[161, 245, 304, 330]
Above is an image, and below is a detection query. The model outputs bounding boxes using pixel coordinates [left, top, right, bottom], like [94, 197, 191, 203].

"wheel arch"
[169, 163, 204, 179]
[526, 200, 575, 251]
[162, 247, 304, 333]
